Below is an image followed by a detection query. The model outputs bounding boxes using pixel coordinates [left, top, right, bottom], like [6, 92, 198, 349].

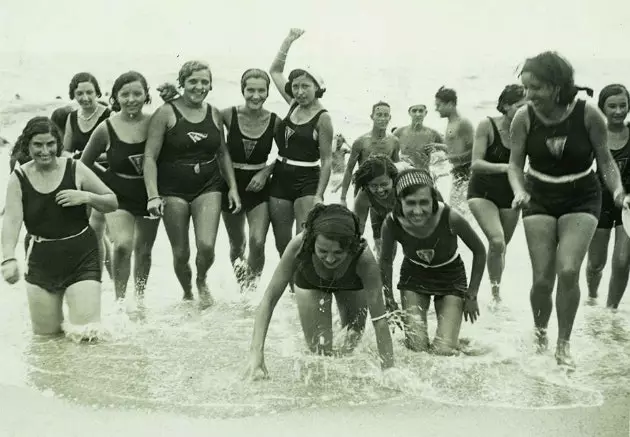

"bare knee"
[611, 256, 630, 277]
[113, 239, 134, 259]
[196, 241, 216, 263]
[488, 236, 506, 255]
[249, 236, 266, 258]
[532, 275, 555, 294]
[172, 245, 191, 266]
[557, 265, 580, 286]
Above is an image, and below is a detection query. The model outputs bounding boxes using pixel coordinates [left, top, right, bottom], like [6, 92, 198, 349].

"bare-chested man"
[435, 86, 475, 214]
[393, 104, 445, 170]
[334, 101, 400, 206]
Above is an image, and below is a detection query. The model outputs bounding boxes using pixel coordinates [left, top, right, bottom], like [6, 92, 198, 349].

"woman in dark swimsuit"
[585, 84, 630, 309]
[508, 52, 630, 367]
[144, 60, 241, 308]
[352, 154, 398, 258]
[268, 28, 334, 263]
[220, 69, 280, 291]
[81, 71, 160, 310]
[467, 84, 526, 303]
[244, 204, 394, 380]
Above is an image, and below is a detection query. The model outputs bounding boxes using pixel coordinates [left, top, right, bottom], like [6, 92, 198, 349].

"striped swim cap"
[395, 169, 434, 196]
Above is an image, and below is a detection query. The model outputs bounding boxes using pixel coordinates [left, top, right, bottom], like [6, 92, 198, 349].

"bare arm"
[391, 137, 401, 162]
[143, 105, 171, 199]
[315, 113, 333, 199]
[75, 161, 118, 213]
[586, 102, 624, 199]
[213, 108, 238, 191]
[507, 106, 530, 196]
[470, 118, 508, 175]
[249, 234, 302, 355]
[1, 174, 23, 261]
[356, 248, 394, 369]
[459, 118, 475, 153]
[449, 209, 486, 297]
[379, 214, 397, 303]
[340, 139, 362, 201]
[62, 115, 74, 156]
[270, 30, 304, 105]
[220, 107, 232, 129]
[352, 189, 371, 234]
[79, 122, 108, 169]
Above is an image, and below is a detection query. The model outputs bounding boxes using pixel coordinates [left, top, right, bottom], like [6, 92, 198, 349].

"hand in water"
[287, 28, 305, 42]
[147, 197, 164, 217]
[245, 170, 270, 193]
[1, 259, 19, 284]
[243, 354, 269, 381]
[511, 190, 530, 209]
[56, 190, 89, 207]
[157, 83, 180, 102]
[463, 296, 479, 324]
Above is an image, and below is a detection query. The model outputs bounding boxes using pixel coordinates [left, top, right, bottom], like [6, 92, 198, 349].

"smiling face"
[602, 93, 629, 127]
[313, 235, 349, 269]
[116, 80, 147, 117]
[182, 69, 211, 105]
[400, 185, 434, 226]
[367, 174, 393, 199]
[74, 81, 98, 110]
[243, 77, 268, 110]
[521, 71, 556, 113]
[28, 132, 58, 166]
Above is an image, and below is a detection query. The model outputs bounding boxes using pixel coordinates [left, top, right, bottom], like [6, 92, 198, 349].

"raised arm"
[470, 118, 508, 175]
[356, 248, 394, 369]
[270, 28, 305, 105]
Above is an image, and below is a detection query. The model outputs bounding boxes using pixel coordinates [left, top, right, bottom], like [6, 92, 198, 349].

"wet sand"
[1, 383, 627, 437]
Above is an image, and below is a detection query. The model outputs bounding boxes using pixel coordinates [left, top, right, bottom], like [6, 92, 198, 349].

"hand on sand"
[1, 259, 20, 284]
[246, 170, 270, 192]
[243, 354, 269, 381]
[511, 190, 530, 209]
[56, 190, 89, 207]
[147, 197, 164, 217]
[287, 28, 305, 42]
[157, 82, 180, 102]
[463, 296, 479, 324]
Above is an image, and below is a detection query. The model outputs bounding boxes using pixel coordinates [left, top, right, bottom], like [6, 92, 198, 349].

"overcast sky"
[1, 0, 628, 62]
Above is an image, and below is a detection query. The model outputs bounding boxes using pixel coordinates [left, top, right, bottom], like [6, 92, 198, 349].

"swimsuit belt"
[407, 251, 459, 268]
[528, 167, 591, 184]
[31, 226, 89, 243]
[277, 157, 320, 168]
[233, 162, 267, 170]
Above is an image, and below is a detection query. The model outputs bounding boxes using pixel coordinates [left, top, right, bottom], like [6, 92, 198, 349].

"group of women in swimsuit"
[1, 29, 629, 373]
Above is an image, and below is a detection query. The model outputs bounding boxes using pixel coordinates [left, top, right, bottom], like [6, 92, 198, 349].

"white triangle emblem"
[545, 136, 567, 159]
[416, 249, 435, 264]
[128, 154, 144, 175]
[242, 139, 257, 161]
[285, 126, 295, 144]
[187, 132, 208, 143]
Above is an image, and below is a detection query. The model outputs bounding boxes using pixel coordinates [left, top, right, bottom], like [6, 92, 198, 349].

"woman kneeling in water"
[1, 117, 118, 335]
[244, 204, 394, 379]
[380, 169, 486, 354]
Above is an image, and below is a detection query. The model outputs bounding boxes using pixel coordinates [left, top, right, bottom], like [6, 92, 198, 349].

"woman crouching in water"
[380, 169, 485, 354]
[1, 117, 117, 336]
[352, 154, 398, 258]
[244, 204, 394, 379]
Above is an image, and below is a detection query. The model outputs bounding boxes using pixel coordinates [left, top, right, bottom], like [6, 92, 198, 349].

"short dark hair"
[68, 72, 102, 100]
[284, 69, 326, 99]
[372, 101, 391, 114]
[497, 84, 525, 114]
[110, 71, 151, 112]
[598, 84, 630, 112]
[435, 86, 457, 105]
